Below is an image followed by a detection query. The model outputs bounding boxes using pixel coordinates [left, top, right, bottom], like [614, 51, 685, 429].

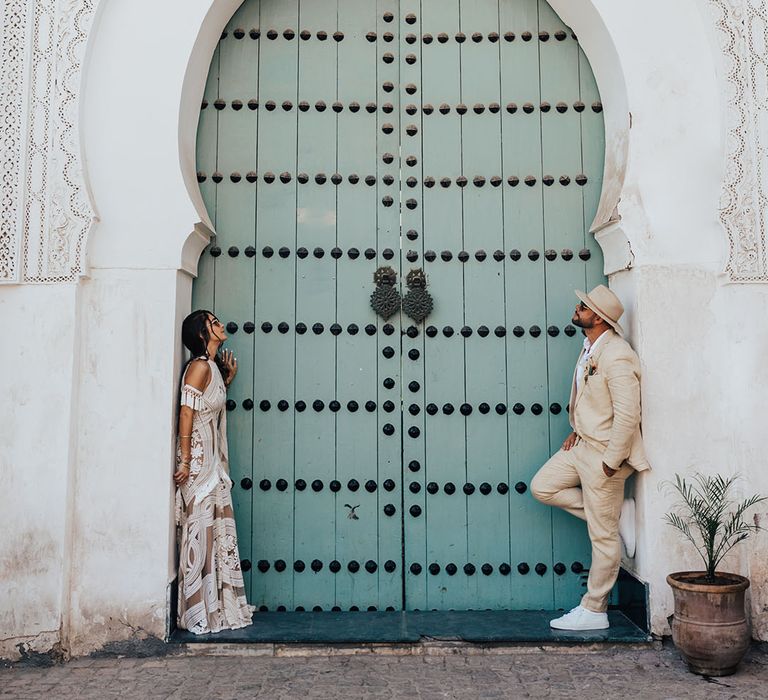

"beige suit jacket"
[569, 329, 651, 471]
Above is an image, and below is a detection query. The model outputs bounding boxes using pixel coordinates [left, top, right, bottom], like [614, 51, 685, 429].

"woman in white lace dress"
[174, 309, 253, 634]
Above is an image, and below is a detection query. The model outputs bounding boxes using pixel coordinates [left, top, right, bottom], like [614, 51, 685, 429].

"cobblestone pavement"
[2, 642, 767, 700]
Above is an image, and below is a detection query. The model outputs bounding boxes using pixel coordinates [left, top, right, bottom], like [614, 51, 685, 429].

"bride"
[174, 309, 253, 634]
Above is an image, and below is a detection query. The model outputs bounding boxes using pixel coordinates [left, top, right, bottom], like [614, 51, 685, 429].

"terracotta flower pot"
[667, 571, 750, 676]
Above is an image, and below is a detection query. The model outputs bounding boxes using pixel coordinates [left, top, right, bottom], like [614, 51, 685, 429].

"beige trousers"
[531, 438, 631, 613]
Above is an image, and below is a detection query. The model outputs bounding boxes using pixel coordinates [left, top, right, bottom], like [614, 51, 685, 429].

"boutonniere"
[584, 357, 598, 382]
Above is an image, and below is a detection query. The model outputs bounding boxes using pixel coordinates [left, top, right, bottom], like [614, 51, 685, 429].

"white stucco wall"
[2, 0, 768, 658]
[64, 269, 189, 654]
[626, 270, 768, 638]
[0, 285, 78, 659]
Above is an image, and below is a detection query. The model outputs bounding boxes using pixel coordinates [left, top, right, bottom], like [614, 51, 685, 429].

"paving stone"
[1, 642, 767, 699]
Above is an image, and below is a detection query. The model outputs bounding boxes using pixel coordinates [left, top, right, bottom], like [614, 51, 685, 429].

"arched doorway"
[193, 0, 605, 612]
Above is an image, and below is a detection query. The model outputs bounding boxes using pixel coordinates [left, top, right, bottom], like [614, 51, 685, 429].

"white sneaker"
[619, 498, 636, 558]
[550, 605, 609, 630]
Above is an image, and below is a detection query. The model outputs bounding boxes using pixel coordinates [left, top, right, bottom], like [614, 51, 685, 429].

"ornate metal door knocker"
[402, 268, 434, 323]
[371, 266, 402, 320]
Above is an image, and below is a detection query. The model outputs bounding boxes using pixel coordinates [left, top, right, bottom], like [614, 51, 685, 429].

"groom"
[531, 285, 650, 630]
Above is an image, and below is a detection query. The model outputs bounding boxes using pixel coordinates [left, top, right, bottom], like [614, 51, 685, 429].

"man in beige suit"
[532, 285, 650, 631]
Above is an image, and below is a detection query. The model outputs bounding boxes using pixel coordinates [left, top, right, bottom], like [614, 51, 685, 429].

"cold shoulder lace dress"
[176, 358, 253, 634]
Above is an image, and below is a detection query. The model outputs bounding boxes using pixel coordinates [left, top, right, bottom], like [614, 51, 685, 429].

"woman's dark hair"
[181, 309, 229, 383]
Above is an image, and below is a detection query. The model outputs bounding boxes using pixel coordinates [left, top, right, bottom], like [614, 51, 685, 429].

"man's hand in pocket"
[562, 432, 578, 451]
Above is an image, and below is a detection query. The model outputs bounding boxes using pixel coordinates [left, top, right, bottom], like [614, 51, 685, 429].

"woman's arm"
[174, 360, 211, 486]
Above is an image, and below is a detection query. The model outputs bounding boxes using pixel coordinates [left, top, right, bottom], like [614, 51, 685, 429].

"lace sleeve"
[180, 384, 204, 411]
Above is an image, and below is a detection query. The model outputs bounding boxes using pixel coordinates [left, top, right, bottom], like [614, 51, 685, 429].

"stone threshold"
[171, 638, 660, 659]
[169, 610, 653, 654]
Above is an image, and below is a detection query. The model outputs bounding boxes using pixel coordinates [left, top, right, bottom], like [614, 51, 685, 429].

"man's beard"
[572, 314, 594, 329]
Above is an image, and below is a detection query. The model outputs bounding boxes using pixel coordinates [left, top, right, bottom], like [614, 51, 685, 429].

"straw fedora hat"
[574, 285, 625, 336]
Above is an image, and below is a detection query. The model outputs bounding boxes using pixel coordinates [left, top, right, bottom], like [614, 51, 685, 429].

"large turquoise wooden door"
[193, 0, 605, 613]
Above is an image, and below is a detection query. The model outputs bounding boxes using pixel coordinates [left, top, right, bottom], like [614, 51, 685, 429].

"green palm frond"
[662, 473, 766, 582]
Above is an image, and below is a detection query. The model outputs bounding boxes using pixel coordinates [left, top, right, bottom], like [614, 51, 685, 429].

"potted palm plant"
[664, 473, 765, 676]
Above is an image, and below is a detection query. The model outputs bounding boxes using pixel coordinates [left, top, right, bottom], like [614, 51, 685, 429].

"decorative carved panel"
[710, 0, 768, 282]
[0, 0, 29, 282]
[0, 0, 97, 284]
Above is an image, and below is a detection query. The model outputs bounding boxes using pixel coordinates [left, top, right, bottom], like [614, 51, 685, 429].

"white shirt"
[575, 331, 609, 393]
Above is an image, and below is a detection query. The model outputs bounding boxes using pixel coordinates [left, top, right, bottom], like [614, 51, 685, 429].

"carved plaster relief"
[0, 0, 29, 282]
[24, 0, 98, 282]
[1, 0, 97, 284]
[710, 0, 768, 282]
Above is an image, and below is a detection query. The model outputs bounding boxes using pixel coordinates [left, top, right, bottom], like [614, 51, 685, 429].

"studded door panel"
[398, 0, 608, 612]
[194, 0, 606, 613]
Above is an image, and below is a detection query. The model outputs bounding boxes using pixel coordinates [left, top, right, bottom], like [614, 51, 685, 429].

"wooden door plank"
[214, 2, 261, 599]
[460, 0, 511, 609]
[193, 44, 220, 314]
[578, 41, 612, 604]
[499, 0, 553, 609]
[419, 0, 469, 611]
[292, 0, 339, 611]
[251, 0, 300, 611]
[399, 1, 429, 612]
[579, 46, 607, 291]
[537, 0, 594, 609]
[335, 0, 391, 611]
[374, 0, 404, 610]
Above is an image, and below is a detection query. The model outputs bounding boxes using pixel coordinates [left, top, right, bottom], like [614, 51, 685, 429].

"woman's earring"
[371, 266, 401, 320]
[402, 268, 433, 323]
